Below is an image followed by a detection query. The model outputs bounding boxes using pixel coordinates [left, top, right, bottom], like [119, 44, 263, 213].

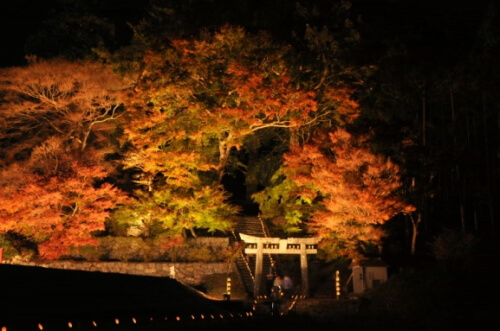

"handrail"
[230, 230, 254, 283]
[257, 214, 276, 270]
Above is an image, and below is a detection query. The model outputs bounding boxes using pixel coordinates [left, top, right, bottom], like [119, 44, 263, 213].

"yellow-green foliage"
[0, 236, 31, 261]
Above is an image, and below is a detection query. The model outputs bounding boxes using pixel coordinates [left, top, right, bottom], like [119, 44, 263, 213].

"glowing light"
[226, 277, 231, 298]
[68, 322, 73, 328]
[336, 270, 341, 299]
[200, 314, 205, 319]
[219, 314, 224, 319]
[92, 321, 97, 327]
[114, 318, 120, 325]
[132, 318, 136, 324]
[191, 315, 195, 320]
[2, 326, 7, 331]
[38, 323, 43, 330]
[176, 316, 181, 321]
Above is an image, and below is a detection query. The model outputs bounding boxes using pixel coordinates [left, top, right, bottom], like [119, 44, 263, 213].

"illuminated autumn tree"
[118, 75, 239, 238]
[173, 28, 317, 181]
[126, 26, 317, 179]
[0, 59, 130, 260]
[0, 156, 129, 260]
[116, 108, 238, 238]
[257, 128, 415, 259]
[118, 26, 318, 238]
[0, 58, 127, 159]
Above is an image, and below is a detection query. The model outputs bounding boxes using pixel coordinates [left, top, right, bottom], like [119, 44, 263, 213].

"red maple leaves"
[284, 128, 415, 258]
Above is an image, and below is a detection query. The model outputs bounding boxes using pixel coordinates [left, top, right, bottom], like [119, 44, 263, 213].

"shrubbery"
[71, 236, 236, 262]
[4, 235, 241, 263]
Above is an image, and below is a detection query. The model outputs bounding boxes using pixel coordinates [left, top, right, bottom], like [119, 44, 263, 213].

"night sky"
[0, 2, 498, 328]
[0, 0, 494, 67]
[0, 0, 142, 67]
[0, 1, 51, 67]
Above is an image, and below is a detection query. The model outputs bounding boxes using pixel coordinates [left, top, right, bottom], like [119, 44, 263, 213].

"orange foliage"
[0, 59, 126, 155]
[128, 26, 318, 183]
[323, 87, 361, 124]
[0, 163, 129, 260]
[284, 128, 415, 258]
[0, 58, 130, 260]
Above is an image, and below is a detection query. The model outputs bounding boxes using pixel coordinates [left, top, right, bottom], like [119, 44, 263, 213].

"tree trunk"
[409, 212, 421, 256]
[218, 136, 231, 183]
[482, 93, 495, 235]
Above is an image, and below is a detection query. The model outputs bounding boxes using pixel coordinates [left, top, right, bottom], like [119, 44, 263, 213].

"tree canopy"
[0, 0, 496, 266]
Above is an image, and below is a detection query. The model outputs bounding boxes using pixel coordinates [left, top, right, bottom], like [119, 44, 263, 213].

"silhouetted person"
[273, 274, 282, 289]
[270, 285, 282, 316]
[282, 274, 293, 298]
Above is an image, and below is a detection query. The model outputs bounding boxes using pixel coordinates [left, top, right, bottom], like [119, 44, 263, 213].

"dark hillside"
[0, 264, 250, 328]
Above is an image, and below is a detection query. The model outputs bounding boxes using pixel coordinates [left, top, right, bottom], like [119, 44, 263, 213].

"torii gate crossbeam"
[239, 233, 319, 297]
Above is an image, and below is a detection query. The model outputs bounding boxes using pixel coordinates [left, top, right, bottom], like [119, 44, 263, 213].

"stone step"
[231, 215, 274, 297]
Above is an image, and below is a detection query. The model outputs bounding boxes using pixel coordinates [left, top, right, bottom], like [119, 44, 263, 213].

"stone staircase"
[233, 215, 270, 237]
[230, 215, 274, 298]
[230, 215, 308, 316]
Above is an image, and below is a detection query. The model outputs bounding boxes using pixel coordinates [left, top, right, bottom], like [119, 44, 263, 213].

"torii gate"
[239, 233, 320, 297]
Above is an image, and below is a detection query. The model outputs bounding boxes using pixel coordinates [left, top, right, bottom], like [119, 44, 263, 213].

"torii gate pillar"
[300, 242, 309, 296]
[254, 240, 264, 296]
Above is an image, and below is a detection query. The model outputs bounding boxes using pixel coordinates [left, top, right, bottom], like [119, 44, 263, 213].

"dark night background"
[0, 0, 499, 329]
[0, 0, 494, 67]
[1, 0, 499, 264]
[1, 0, 499, 273]
[1, 0, 493, 260]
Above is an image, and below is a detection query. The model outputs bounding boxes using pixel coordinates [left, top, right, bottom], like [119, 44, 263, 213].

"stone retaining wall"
[10, 260, 236, 286]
